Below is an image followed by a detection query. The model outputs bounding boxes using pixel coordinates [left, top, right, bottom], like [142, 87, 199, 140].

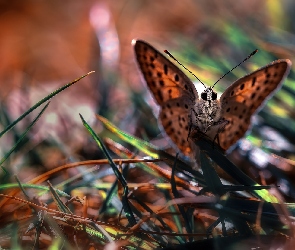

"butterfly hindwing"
[159, 97, 195, 156]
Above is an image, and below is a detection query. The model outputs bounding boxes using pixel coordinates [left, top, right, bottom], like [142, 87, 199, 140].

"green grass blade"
[0, 102, 50, 166]
[96, 115, 160, 158]
[80, 114, 137, 226]
[0, 71, 94, 138]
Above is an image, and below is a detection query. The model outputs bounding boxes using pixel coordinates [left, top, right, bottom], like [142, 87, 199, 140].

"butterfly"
[133, 39, 292, 156]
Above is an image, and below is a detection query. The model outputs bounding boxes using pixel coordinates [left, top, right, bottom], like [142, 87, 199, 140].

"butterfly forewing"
[133, 39, 198, 155]
[219, 59, 292, 150]
[133, 40, 198, 105]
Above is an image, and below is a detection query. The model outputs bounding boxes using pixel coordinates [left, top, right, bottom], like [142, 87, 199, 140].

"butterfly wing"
[219, 59, 292, 150]
[133, 40, 198, 155]
[133, 40, 198, 104]
[159, 97, 196, 155]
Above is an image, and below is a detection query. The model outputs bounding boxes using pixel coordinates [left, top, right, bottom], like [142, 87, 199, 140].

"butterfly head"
[200, 88, 218, 101]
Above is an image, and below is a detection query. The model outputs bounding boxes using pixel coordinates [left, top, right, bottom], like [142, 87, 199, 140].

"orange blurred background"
[1, 0, 293, 95]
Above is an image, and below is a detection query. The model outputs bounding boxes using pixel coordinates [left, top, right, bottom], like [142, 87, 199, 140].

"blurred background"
[0, 0, 295, 189]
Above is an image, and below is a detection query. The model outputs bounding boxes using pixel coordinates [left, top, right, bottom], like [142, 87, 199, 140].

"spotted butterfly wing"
[133, 39, 198, 155]
[219, 59, 292, 150]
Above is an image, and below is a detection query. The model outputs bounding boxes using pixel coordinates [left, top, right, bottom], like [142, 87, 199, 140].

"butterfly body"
[193, 88, 222, 133]
[133, 39, 291, 156]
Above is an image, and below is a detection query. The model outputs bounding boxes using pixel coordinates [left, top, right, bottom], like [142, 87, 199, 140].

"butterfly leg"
[189, 114, 213, 143]
[212, 118, 229, 149]
[187, 108, 198, 141]
[187, 108, 193, 141]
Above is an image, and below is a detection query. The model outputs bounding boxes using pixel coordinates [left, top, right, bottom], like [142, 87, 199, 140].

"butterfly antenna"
[164, 49, 207, 88]
[212, 49, 258, 88]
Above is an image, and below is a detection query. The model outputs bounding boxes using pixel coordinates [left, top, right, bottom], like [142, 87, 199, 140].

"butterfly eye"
[201, 92, 207, 100]
[212, 92, 217, 100]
